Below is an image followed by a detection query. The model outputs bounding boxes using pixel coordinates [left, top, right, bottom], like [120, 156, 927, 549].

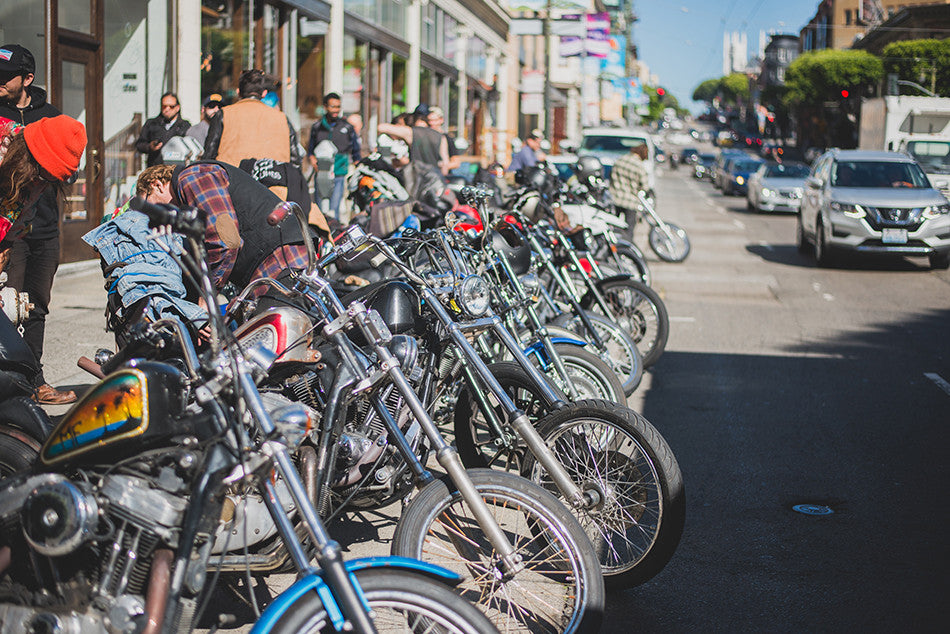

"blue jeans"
[328, 175, 346, 221]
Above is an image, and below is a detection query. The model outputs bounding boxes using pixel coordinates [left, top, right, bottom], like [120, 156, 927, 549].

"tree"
[881, 39, 950, 96]
[720, 73, 751, 104]
[784, 49, 883, 107]
[692, 78, 720, 103]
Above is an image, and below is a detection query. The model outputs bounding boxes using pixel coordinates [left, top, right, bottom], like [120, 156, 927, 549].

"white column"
[285, 10, 299, 129]
[326, 0, 345, 94]
[455, 27, 471, 139]
[175, 0, 201, 122]
[407, 0, 422, 109]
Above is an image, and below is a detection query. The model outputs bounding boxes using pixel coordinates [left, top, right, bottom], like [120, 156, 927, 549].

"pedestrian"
[185, 93, 222, 148]
[307, 92, 359, 222]
[134, 91, 191, 167]
[426, 106, 463, 172]
[136, 162, 316, 295]
[0, 43, 86, 405]
[608, 143, 649, 235]
[204, 69, 303, 169]
[507, 129, 545, 173]
[378, 111, 449, 176]
[0, 113, 86, 404]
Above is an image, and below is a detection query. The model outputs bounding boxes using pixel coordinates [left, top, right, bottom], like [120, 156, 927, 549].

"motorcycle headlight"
[457, 275, 491, 317]
[519, 272, 542, 302]
[922, 203, 950, 219]
[830, 201, 866, 218]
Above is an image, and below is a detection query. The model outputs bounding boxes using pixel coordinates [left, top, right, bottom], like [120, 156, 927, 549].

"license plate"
[882, 228, 908, 244]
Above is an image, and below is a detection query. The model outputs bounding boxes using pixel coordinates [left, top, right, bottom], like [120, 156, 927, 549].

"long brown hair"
[0, 133, 42, 208]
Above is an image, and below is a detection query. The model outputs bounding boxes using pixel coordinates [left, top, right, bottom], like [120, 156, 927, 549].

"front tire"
[392, 469, 605, 633]
[522, 400, 685, 589]
[814, 218, 834, 267]
[531, 343, 627, 405]
[269, 568, 498, 634]
[796, 213, 810, 254]
[648, 223, 690, 262]
[582, 279, 669, 368]
[550, 311, 644, 396]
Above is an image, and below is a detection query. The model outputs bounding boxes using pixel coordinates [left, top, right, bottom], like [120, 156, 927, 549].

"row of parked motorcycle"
[0, 156, 687, 633]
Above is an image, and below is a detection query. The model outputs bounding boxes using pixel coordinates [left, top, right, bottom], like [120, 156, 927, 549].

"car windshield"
[699, 154, 715, 165]
[765, 163, 810, 178]
[831, 161, 930, 188]
[733, 160, 761, 172]
[581, 135, 647, 153]
[905, 141, 950, 175]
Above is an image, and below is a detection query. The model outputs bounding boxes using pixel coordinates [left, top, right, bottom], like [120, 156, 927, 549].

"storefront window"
[59, 0, 92, 34]
[345, 0, 406, 38]
[0, 1, 47, 87]
[102, 0, 163, 214]
[392, 54, 407, 114]
[297, 17, 327, 127]
[467, 37, 485, 79]
[343, 36, 366, 119]
[443, 15, 457, 64]
[200, 0, 247, 100]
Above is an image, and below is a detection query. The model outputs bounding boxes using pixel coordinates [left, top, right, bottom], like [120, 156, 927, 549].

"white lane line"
[925, 373, 950, 397]
[732, 219, 746, 229]
[812, 281, 834, 301]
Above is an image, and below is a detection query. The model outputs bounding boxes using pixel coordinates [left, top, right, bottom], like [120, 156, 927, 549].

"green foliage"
[690, 74, 749, 104]
[881, 39, 950, 96]
[784, 49, 883, 106]
[692, 78, 719, 102]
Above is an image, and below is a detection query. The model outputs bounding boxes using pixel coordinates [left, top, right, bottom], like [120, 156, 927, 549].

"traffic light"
[656, 87, 665, 96]
[840, 89, 849, 98]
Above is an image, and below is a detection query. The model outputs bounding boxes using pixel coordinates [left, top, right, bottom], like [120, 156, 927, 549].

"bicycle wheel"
[648, 223, 690, 263]
[454, 361, 555, 471]
[550, 310, 643, 396]
[269, 567, 498, 633]
[522, 400, 685, 589]
[392, 469, 605, 634]
[530, 343, 626, 405]
[581, 278, 669, 368]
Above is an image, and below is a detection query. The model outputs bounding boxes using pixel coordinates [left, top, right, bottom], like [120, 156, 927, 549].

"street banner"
[601, 35, 626, 77]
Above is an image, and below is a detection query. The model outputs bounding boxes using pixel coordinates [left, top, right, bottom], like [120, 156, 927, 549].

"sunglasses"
[161, 102, 179, 110]
[0, 71, 23, 84]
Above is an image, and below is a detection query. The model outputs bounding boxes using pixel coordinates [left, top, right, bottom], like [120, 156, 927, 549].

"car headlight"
[457, 275, 491, 317]
[761, 187, 773, 198]
[830, 201, 866, 218]
[736, 176, 745, 185]
[922, 203, 950, 219]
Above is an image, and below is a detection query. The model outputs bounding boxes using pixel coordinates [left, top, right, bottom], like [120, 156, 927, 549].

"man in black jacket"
[134, 92, 191, 167]
[0, 43, 77, 404]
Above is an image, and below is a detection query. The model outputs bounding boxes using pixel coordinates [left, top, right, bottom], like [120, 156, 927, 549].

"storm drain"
[792, 504, 834, 516]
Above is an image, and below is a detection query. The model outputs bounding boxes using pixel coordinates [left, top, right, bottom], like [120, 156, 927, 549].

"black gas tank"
[342, 279, 423, 337]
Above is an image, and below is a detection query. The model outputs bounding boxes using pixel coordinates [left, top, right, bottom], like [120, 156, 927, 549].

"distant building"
[761, 34, 800, 87]
[801, 0, 950, 52]
[723, 31, 748, 75]
[852, 4, 950, 54]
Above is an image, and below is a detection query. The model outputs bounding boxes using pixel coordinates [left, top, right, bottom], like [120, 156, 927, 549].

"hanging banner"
[601, 35, 626, 78]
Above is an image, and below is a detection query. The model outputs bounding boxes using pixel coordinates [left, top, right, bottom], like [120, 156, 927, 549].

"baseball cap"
[528, 128, 544, 140]
[203, 93, 223, 107]
[413, 103, 430, 117]
[0, 44, 35, 75]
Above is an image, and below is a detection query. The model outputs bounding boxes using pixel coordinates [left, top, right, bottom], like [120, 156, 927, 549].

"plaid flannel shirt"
[175, 163, 310, 294]
[608, 153, 648, 211]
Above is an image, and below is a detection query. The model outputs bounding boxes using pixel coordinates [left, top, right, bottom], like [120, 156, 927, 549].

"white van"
[570, 127, 657, 190]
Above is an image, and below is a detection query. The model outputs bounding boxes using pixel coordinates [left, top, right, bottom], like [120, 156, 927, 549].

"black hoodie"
[0, 85, 63, 240]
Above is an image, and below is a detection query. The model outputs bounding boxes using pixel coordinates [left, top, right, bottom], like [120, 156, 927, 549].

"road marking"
[670, 316, 696, 322]
[812, 282, 834, 301]
[732, 219, 746, 229]
[924, 373, 950, 397]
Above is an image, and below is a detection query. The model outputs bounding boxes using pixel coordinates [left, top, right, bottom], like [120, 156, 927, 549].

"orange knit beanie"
[22, 115, 87, 181]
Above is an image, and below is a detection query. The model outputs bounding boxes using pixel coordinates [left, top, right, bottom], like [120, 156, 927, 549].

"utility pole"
[543, 0, 553, 139]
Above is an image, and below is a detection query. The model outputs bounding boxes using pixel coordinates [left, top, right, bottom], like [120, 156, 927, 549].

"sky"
[633, 0, 821, 112]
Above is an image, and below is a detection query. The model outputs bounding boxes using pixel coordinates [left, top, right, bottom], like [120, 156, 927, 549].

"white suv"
[567, 127, 657, 191]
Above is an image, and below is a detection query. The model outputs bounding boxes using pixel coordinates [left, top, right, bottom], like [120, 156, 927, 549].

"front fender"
[523, 336, 588, 367]
[250, 557, 460, 633]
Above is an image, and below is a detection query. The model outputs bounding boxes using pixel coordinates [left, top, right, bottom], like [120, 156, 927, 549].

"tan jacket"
[217, 98, 291, 166]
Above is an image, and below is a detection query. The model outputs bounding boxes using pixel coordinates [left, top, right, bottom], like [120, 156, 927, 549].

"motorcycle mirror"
[335, 224, 372, 260]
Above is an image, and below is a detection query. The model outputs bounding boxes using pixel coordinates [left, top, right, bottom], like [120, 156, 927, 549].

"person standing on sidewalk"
[0, 43, 85, 405]
[608, 143, 649, 236]
[185, 93, 222, 148]
[379, 111, 449, 177]
[307, 92, 358, 222]
[134, 92, 191, 167]
[507, 129, 545, 173]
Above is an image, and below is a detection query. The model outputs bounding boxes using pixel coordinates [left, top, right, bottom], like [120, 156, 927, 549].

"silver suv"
[798, 149, 950, 268]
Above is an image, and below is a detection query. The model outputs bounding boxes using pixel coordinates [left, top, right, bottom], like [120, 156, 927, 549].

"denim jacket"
[82, 210, 207, 325]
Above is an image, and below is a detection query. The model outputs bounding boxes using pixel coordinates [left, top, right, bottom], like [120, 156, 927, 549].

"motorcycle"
[0, 199, 497, 634]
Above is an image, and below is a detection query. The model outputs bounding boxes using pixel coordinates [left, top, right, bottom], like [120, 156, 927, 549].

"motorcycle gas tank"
[233, 306, 314, 363]
[342, 279, 422, 337]
[40, 361, 189, 467]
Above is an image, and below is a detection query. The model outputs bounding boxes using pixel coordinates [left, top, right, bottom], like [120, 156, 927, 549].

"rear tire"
[269, 568, 498, 634]
[0, 427, 40, 478]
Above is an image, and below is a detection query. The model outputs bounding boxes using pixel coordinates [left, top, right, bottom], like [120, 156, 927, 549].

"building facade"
[801, 0, 950, 52]
[0, 0, 510, 262]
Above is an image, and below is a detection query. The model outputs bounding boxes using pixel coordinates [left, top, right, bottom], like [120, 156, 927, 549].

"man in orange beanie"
[0, 103, 86, 405]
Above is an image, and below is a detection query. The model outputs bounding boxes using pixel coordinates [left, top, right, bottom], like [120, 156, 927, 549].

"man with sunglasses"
[134, 92, 191, 167]
[0, 44, 78, 404]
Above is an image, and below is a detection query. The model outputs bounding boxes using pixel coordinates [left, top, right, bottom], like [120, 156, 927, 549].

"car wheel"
[929, 252, 950, 270]
[747, 197, 755, 212]
[796, 213, 810, 254]
[814, 218, 834, 266]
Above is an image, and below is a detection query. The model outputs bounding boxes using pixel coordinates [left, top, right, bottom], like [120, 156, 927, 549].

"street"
[37, 161, 950, 632]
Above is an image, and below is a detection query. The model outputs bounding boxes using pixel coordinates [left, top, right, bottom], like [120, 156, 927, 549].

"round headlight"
[457, 275, 491, 317]
[519, 272, 542, 302]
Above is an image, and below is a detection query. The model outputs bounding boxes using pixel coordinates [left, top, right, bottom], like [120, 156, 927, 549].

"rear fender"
[250, 556, 461, 633]
[0, 396, 54, 442]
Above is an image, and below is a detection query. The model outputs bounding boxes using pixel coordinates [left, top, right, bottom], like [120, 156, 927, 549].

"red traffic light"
[656, 87, 665, 96]
[840, 89, 849, 98]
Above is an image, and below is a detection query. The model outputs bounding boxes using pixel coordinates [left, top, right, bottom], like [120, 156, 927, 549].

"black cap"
[413, 103, 430, 117]
[0, 44, 35, 75]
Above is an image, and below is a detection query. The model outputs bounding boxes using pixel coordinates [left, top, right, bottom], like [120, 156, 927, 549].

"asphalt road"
[34, 159, 950, 632]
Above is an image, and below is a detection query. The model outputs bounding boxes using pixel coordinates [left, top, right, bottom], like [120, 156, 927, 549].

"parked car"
[712, 149, 747, 190]
[722, 157, 764, 195]
[746, 161, 810, 212]
[798, 149, 950, 268]
[694, 153, 716, 180]
[680, 147, 700, 164]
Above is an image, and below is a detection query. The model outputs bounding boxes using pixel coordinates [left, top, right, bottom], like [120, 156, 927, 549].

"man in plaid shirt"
[137, 163, 315, 294]
[608, 143, 649, 235]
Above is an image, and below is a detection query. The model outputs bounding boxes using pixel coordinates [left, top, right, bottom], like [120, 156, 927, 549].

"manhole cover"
[792, 504, 834, 516]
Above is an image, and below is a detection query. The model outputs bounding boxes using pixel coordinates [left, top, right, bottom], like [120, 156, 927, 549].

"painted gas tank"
[41, 361, 189, 467]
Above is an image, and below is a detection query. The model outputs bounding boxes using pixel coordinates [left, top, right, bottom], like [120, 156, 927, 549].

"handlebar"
[129, 196, 206, 241]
